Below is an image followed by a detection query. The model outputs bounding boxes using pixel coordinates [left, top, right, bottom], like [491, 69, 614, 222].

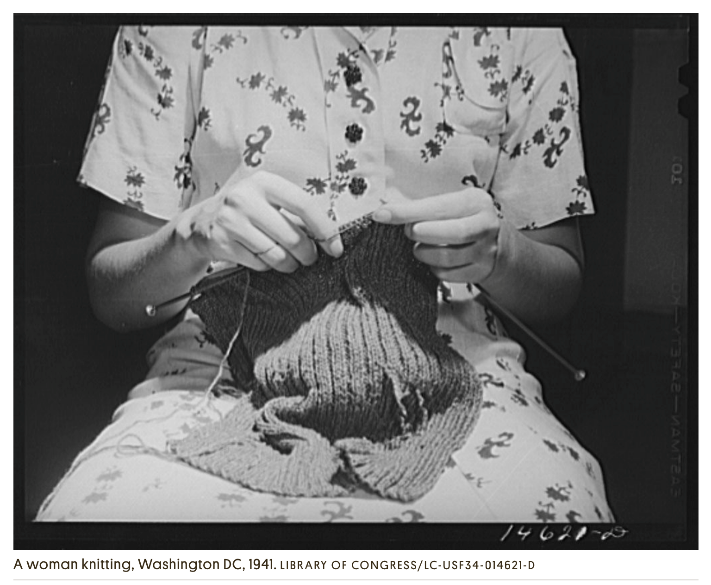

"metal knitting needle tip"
[145, 265, 245, 318]
[145, 291, 195, 317]
[475, 285, 587, 383]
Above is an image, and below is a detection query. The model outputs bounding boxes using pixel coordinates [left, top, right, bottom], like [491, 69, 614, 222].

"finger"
[256, 173, 343, 257]
[278, 209, 341, 259]
[429, 263, 491, 284]
[372, 189, 489, 225]
[413, 242, 478, 269]
[414, 242, 497, 284]
[254, 243, 300, 273]
[233, 249, 271, 272]
[216, 209, 300, 273]
[406, 214, 498, 246]
[248, 201, 318, 266]
[207, 259, 241, 274]
[220, 191, 316, 265]
[205, 231, 270, 272]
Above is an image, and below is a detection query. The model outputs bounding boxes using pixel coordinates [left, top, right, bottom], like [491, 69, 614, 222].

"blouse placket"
[311, 27, 391, 227]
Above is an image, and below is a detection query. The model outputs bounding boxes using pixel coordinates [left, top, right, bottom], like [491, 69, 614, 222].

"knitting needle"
[147, 214, 371, 315]
[145, 265, 245, 317]
[475, 285, 587, 382]
[144, 217, 586, 381]
[147, 270, 587, 382]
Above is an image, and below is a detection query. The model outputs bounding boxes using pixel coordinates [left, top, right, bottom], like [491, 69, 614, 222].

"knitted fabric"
[170, 221, 482, 502]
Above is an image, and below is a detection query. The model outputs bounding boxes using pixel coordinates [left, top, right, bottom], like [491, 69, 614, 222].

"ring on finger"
[312, 231, 341, 244]
[256, 243, 279, 257]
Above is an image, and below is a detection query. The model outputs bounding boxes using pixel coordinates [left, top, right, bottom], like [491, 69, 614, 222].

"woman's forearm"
[479, 219, 583, 325]
[86, 210, 211, 332]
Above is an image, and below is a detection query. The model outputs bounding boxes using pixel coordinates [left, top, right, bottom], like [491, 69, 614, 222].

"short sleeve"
[490, 28, 593, 229]
[78, 26, 202, 220]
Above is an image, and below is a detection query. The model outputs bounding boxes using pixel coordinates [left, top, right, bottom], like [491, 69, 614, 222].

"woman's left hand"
[372, 187, 502, 283]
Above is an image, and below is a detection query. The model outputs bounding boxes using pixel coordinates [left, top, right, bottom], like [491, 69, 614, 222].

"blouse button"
[344, 64, 363, 87]
[349, 177, 367, 196]
[345, 123, 364, 144]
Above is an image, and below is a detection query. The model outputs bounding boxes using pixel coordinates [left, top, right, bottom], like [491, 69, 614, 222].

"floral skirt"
[36, 307, 615, 523]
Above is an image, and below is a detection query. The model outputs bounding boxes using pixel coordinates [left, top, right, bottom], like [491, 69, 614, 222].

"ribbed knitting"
[170, 221, 482, 501]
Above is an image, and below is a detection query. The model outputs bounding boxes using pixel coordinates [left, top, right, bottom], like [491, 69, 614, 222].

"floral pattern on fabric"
[304, 150, 367, 220]
[191, 26, 249, 71]
[281, 26, 309, 40]
[567, 174, 591, 216]
[78, 26, 593, 229]
[123, 166, 146, 211]
[130, 37, 177, 120]
[327, 47, 377, 115]
[399, 96, 422, 136]
[502, 77, 576, 168]
[37, 334, 614, 522]
[196, 106, 212, 131]
[472, 35, 510, 103]
[242, 125, 273, 168]
[421, 121, 456, 162]
[90, 104, 112, 140]
[174, 138, 194, 192]
[236, 73, 308, 131]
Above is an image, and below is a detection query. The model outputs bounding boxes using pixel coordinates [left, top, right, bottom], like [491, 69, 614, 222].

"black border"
[14, 12, 690, 28]
[15, 12, 697, 551]
[15, 522, 691, 550]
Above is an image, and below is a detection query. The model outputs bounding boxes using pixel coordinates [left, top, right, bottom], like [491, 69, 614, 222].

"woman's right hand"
[86, 171, 344, 331]
[175, 171, 343, 273]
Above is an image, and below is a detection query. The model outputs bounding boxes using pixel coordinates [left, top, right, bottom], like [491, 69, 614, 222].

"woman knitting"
[37, 25, 614, 522]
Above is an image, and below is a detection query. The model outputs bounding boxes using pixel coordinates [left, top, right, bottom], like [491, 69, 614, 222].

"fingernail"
[328, 236, 344, 257]
[372, 209, 392, 223]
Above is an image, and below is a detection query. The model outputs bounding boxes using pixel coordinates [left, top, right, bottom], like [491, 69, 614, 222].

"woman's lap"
[36, 339, 614, 522]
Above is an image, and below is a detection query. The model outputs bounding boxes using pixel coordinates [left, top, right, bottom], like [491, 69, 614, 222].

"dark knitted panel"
[177, 221, 483, 501]
[191, 222, 442, 388]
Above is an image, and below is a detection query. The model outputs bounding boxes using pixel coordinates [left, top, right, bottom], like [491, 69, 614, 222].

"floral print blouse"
[79, 25, 593, 232]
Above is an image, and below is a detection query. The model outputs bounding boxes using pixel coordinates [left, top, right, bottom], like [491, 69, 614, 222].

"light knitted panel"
[171, 221, 482, 501]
